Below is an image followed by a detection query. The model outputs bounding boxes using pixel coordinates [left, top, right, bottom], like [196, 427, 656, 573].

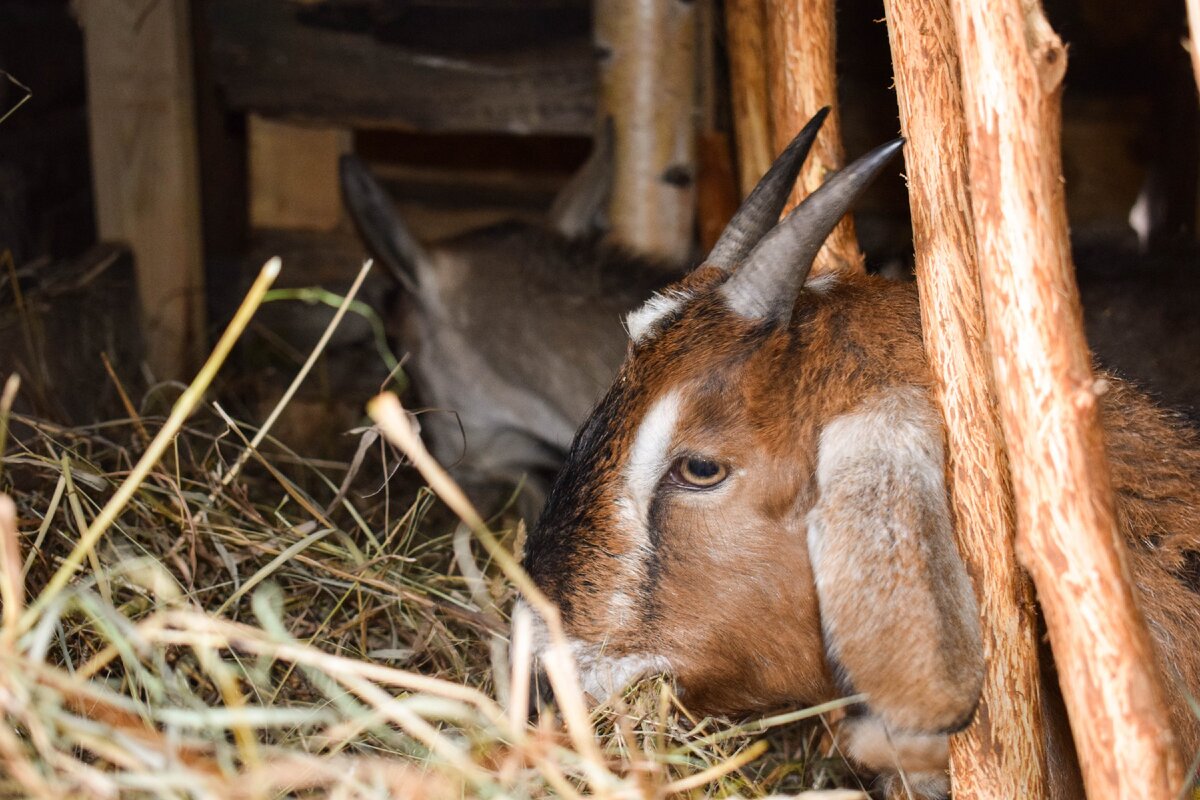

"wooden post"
[78, 0, 205, 380]
[1188, 0, 1200, 98]
[595, 0, 697, 264]
[882, 1, 1049, 797]
[948, 0, 1187, 797]
[248, 116, 351, 232]
[724, 0, 773, 197]
[763, 0, 862, 275]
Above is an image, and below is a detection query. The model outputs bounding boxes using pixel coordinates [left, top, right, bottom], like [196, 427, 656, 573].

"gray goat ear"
[706, 107, 829, 272]
[549, 117, 614, 239]
[720, 139, 904, 323]
[805, 388, 983, 734]
[340, 154, 430, 295]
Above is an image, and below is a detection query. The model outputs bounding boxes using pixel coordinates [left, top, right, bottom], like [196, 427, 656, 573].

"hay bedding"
[0, 264, 862, 800]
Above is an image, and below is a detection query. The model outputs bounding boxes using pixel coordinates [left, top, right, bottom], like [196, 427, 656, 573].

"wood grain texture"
[1189, 0, 1200, 99]
[696, 131, 740, 252]
[948, 0, 1187, 796]
[78, 0, 205, 380]
[595, 0, 697, 264]
[882, 1, 1050, 797]
[205, 0, 596, 136]
[248, 116, 351, 232]
[724, 0, 773, 197]
[763, 0, 862, 275]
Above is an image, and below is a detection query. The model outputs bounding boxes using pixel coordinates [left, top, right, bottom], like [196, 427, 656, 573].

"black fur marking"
[661, 164, 694, 188]
[1174, 550, 1200, 593]
[523, 375, 634, 624]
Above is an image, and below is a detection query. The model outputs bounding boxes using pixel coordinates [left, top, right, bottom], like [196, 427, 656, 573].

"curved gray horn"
[720, 138, 905, 322]
[706, 107, 830, 272]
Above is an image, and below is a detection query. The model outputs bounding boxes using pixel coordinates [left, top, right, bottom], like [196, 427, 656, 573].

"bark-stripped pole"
[1188, 0, 1200, 96]
[883, 1, 1049, 797]
[948, 0, 1186, 797]
[763, 0, 862, 275]
[724, 0, 773, 197]
[595, 0, 697, 264]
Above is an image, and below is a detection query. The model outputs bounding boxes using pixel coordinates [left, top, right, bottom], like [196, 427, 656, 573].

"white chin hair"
[513, 600, 672, 702]
[571, 645, 673, 701]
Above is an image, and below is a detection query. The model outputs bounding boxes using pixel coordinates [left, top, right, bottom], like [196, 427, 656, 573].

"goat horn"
[720, 138, 905, 322]
[706, 107, 830, 272]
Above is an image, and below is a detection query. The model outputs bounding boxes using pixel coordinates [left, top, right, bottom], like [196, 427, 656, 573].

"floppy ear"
[805, 387, 983, 734]
[339, 154, 430, 295]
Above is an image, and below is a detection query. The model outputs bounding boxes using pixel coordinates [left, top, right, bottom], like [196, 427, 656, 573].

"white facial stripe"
[623, 390, 682, 534]
[625, 290, 691, 343]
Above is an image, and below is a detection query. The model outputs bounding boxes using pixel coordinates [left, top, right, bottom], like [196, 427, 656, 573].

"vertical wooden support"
[883, 1, 1049, 797]
[248, 116, 351, 232]
[595, 0, 697, 264]
[949, 0, 1187, 797]
[1188, 0, 1200, 98]
[724, 0, 773, 197]
[695, 0, 739, 252]
[78, 0, 205, 380]
[763, 0, 861, 275]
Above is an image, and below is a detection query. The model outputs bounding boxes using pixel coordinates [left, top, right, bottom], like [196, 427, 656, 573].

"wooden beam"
[724, 0, 773, 197]
[78, 0, 205, 380]
[249, 116, 351, 232]
[1188, 0, 1200, 100]
[595, 0, 697, 264]
[763, 0, 862, 275]
[948, 0, 1186, 796]
[882, 1, 1050, 797]
[204, 0, 596, 136]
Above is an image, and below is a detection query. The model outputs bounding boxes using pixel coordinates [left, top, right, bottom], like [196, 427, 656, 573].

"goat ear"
[805, 388, 983, 734]
[340, 154, 430, 295]
[548, 117, 613, 239]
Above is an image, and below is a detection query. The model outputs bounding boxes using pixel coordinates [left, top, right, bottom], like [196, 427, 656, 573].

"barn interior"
[0, 0, 1198, 796]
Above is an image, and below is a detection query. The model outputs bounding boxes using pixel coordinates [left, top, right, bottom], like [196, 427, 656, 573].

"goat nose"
[528, 668, 553, 722]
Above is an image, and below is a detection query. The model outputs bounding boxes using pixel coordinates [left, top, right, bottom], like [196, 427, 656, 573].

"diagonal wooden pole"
[948, 0, 1186, 796]
[882, 1, 1049, 796]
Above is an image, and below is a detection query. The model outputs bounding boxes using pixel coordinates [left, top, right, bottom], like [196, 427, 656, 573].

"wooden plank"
[78, 0, 204, 380]
[249, 116, 351, 232]
[204, 0, 596, 136]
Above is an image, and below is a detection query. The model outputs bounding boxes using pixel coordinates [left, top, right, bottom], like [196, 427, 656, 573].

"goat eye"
[673, 456, 728, 488]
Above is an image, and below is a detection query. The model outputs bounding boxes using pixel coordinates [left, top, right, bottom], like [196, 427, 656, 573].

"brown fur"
[523, 269, 1200, 789]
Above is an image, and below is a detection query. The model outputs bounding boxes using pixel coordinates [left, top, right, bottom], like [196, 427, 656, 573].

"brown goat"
[520, 112, 1200, 797]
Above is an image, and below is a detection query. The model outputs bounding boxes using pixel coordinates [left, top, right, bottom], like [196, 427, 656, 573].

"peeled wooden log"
[882, 1, 1049, 797]
[1189, 0, 1200, 96]
[763, 0, 862, 275]
[595, 0, 697, 264]
[948, 0, 1186, 796]
[723, 0, 772, 197]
